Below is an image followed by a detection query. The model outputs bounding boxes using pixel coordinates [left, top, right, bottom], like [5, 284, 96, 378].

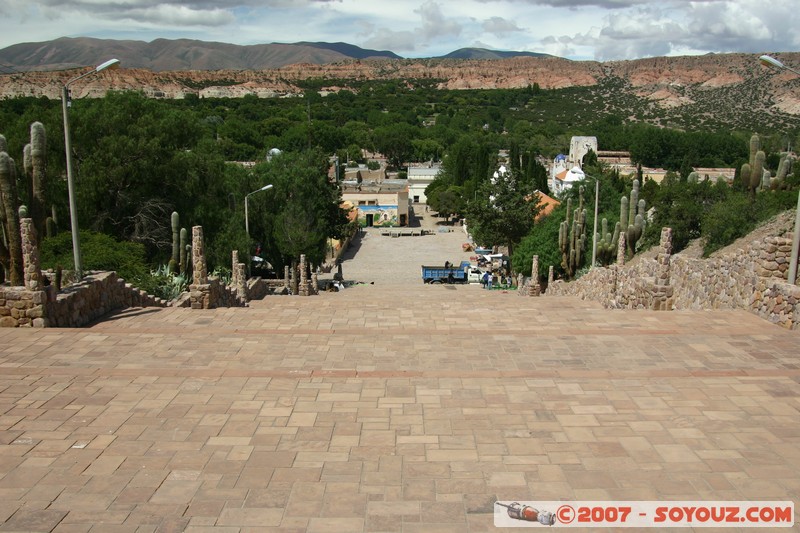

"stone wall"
[547, 229, 800, 329]
[46, 271, 168, 327]
[1, 271, 169, 329]
[0, 286, 46, 327]
[188, 278, 247, 309]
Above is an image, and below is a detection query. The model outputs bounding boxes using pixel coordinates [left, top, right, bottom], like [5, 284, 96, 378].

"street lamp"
[245, 184, 273, 237]
[61, 58, 120, 280]
[759, 55, 800, 76]
[759, 54, 800, 284]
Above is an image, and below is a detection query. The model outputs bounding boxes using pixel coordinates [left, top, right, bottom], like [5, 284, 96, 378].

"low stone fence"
[547, 228, 800, 329]
[47, 271, 168, 327]
[3, 219, 325, 327]
[1, 271, 168, 328]
[0, 286, 47, 327]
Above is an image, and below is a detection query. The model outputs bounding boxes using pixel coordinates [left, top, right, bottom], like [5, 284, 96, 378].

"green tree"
[252, 149, 350, 268]
[465, 166, 539, 257]
[511, 206, 564, 281]
[428, 185, 465, 221]
[373, 123, 417, 168]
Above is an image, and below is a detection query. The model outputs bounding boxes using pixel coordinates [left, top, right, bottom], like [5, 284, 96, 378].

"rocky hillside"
[0, 51, 797, 130]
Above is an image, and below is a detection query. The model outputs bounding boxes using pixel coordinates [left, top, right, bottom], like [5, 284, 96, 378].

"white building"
[548, 136, 596, 194]
[407, 164, 441, 204]
[551, 166, 586, 195]
[569, 136, 598, 167]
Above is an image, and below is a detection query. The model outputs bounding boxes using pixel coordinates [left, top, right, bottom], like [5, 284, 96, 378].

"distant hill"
[296, 42, 402, 61]
[0, 37, 404, 71]
[440, 48, 552, 60]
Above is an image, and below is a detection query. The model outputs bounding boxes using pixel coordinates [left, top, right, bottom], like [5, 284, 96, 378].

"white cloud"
[125, 5, 235, 26]
[1, 0, 799, 60]
[482, 17, 524, 36]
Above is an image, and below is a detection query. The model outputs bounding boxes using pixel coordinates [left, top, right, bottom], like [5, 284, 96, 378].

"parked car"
[467, 267, 484, 284]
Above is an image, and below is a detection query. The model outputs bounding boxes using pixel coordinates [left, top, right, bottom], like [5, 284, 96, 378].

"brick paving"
[1, 216, 799, 531]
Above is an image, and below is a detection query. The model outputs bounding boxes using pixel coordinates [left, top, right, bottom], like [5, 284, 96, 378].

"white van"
[467, 267, 484, 284]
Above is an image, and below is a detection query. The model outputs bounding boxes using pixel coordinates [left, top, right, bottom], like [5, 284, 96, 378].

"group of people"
[481, 271, 511, 290]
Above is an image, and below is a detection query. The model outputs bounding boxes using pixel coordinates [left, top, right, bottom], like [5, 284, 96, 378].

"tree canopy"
[465, 165, 540, 257]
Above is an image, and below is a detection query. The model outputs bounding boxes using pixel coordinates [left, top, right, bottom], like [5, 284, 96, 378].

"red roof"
[533, 191, 559, 221]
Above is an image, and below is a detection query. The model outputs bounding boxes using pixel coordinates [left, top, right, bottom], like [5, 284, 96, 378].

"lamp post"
[245, 184, 273, 237]
[61, 58, 120, 280]
[759, 54, 800, 284]
[591, 176, 599, 269]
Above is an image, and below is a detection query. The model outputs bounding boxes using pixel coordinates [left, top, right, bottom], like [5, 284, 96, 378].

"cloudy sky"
[0, 0, 798, 61]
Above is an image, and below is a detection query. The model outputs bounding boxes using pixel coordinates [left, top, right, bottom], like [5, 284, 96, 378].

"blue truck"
[421, 260, 472, 284]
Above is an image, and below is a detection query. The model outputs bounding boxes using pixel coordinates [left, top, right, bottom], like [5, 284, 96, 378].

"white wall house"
[407, 165, 441, 204]
[552, 166, 586, 195]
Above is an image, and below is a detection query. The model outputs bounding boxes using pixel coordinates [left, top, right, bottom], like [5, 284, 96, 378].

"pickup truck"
[421, 260, 472, 284]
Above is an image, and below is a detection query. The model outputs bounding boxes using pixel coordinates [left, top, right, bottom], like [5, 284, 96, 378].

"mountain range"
[0, 37, 549, 72]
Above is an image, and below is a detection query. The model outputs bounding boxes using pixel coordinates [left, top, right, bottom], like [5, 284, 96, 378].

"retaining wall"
[548, 233, 800, 329]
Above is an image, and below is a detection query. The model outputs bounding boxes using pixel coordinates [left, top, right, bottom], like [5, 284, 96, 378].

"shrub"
[144, 265, 189, 301]
[512, 205, 565, 280]
[701, 194, 753, 255]
[40, 230, 150, 284]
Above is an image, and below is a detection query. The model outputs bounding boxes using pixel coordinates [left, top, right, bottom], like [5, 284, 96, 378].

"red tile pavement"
[0, 287, 799, 531]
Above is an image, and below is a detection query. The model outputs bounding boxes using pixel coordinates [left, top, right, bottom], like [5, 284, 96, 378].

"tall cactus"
[621, 179, 646, 259]
[743, 134, 764, 199]
[749, 134, 760, 167]
[179, 227, 188, 275]
[749, 150, 765, 199]
[0, 152, 23, 285]
[24, 122, 47, 237]
[170, 211, 180, 273]
[559, 187, 587, 278]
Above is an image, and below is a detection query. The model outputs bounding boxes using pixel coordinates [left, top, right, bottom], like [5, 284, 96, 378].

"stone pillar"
[528, 255, 541, 296]
[651, 227, 674, 311]
[299, 254, 309, 296]
[189, 226, 212, 309]
[656, 227, 672, 286]
[192, 226, 207, 285]
[311, 270, 319, 295]
[616, 232, 626, 266]
[234, 262, 247, 300]
[284, 265, 290, 291]
[547, 265, 554, 288]
[517, 273, 525, 295]
[20, 218, 43, 291]
[231, 250, 240, 286]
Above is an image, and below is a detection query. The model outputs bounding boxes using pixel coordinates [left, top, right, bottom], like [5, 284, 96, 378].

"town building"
[407, 164, 441, 204]
[341, 180, 409, 227]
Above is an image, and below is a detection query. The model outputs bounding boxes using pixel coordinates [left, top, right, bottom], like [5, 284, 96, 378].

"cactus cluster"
[595, 217, 621, 266]
[168, 211, 192, 276]
[0, 147, 23, 285]
[621, 179, 646, 259]
[559, 186, 587, 278]
[1, 123, 54, 285]
[770, 153, 796, 191]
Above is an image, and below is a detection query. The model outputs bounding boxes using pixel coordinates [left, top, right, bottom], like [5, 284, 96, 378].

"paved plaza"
[1, 212, 799, 531]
